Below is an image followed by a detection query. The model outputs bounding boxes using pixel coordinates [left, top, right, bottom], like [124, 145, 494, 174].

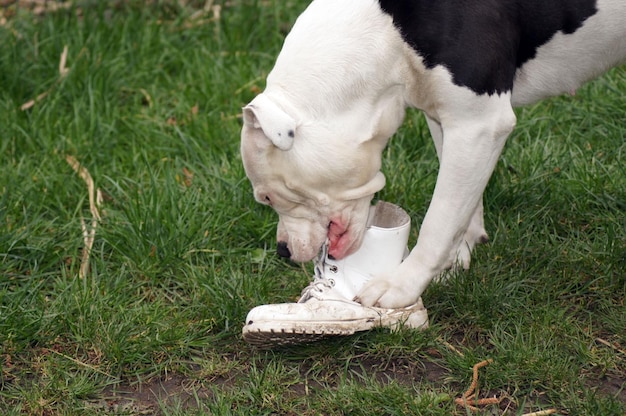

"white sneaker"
[242, 201, 429, 348]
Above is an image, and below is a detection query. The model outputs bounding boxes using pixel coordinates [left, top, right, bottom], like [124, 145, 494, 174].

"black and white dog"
[241, 0, 626, 308]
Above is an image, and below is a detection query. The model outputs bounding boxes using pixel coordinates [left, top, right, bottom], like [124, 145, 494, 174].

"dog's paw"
[355, 276, 419, 309]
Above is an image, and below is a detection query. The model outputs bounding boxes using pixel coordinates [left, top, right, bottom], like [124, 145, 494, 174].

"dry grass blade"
[66, 155, 101, 222]
[438, 337, 465, 357]
[12, 0, 72, 15]
[521, 410, 558, 416]
[596, 337, 626, 357]
[59, 44, 69, 77]
[179, 0, 222, 29]
[21, 44, 70, 110]
[20, 91, 50, 111]
[66, 155, 102, 278]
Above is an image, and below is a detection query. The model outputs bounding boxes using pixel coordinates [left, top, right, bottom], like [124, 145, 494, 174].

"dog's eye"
[264, 195, 272, 204]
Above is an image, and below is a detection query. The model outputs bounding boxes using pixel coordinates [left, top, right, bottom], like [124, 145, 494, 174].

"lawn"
[0, 1, 624, 415]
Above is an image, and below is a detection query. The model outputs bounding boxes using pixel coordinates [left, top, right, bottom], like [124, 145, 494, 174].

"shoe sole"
[242, 304, 428, 348]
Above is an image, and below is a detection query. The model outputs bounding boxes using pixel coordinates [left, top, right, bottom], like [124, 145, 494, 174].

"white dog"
[241, 0, 626, 309]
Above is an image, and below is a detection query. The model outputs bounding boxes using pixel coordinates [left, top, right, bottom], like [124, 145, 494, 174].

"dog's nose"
[276, 241, 291, 258]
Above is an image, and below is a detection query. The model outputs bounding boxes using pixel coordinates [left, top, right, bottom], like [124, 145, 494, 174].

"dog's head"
[241, 93, 402, 262]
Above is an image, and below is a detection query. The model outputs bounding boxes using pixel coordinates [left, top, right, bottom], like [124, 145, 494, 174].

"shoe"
[242, 201, 429, 348]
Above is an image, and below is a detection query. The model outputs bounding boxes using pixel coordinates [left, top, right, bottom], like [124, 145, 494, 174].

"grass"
[0, 1, 624, 414]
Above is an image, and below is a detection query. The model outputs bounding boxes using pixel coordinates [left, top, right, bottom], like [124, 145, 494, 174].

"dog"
[240, 0, 626, 309]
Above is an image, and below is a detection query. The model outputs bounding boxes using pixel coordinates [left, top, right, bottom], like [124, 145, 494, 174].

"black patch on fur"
[378, 0, 598, 95]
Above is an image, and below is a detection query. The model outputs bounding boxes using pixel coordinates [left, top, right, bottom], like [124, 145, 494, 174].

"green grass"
[1, 1, 624, 415]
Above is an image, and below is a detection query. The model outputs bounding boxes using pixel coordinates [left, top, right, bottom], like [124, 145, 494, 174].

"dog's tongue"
[327, 221, 348, 259]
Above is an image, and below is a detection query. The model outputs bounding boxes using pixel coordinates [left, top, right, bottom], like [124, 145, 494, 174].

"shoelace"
[298, 242, 334, 303]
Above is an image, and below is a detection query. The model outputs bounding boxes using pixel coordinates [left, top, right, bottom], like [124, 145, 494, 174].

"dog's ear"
[242, 94, 296, 151]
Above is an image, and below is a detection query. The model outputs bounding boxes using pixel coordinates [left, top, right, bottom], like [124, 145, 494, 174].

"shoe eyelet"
[328, 279, 335, 286]
[329, 265, 338, 273]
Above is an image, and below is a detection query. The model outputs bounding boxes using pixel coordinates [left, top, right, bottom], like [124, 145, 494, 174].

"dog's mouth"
[327, 220, 356, 259]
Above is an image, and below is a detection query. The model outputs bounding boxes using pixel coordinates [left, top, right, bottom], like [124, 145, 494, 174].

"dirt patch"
[346, 355, 451, 387]
[88, 374, 213, 414]
[586, 369, 626, 404]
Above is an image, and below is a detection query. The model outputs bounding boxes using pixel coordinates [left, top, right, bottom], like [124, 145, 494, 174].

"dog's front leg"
[357, 93, 516, 308]
[426, 115, 490, 272]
